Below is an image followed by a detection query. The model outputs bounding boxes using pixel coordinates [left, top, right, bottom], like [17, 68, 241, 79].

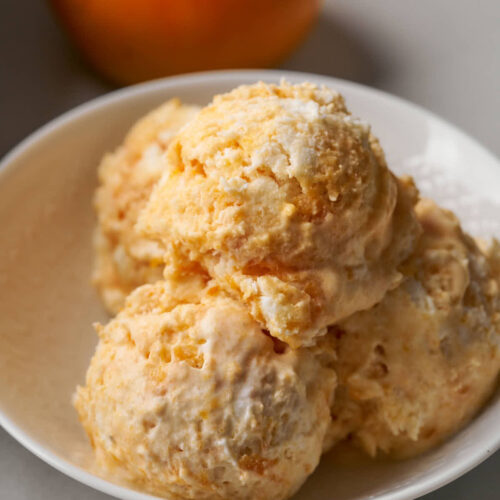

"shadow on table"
[283, 14, 386, 87]
[1, 0, 111, 157]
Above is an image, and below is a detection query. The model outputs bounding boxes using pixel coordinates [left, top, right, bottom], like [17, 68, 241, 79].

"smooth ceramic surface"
[0, 70, 499, 500]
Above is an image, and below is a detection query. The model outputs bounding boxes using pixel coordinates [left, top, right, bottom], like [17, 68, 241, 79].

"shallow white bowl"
[0, 70, 499, 500]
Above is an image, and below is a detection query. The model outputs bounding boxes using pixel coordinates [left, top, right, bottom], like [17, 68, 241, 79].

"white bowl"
[0, 70, 499, 500]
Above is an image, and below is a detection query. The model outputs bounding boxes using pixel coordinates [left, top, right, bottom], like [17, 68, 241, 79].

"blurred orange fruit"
[49, 0, 321, 85]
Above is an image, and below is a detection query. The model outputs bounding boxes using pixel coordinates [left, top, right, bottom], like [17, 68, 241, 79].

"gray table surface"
[1, 0, 499, 498]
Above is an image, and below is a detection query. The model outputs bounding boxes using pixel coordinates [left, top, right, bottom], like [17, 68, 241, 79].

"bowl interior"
[0, 71, 499, 500]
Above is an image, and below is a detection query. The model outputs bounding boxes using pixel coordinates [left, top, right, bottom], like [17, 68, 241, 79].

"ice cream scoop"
[139, 81, 420, 347]
[326, 200, 500, 457]
[93, 99, 200, 314]
[74, 278, 336, 500]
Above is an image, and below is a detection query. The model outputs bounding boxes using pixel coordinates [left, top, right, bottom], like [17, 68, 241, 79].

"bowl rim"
[0, 68, 499, 500]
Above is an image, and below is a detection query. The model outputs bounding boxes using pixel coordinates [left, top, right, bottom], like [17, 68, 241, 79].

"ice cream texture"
[326, 200, 500, 457]
[139, 81, 420, 347]
[75, 279, 336, 500]
[81, 81, 500, 499]
[93, 99, 200, 314]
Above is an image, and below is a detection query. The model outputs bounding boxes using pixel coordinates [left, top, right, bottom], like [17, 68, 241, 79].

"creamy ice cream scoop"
[326, 200, 500, 457]
[93, 99, 200, 314]
[139, 81, 420, 347]
[74, 278, 336, 500]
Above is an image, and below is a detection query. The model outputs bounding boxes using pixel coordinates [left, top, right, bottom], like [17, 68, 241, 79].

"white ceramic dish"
[0, 70, 499, 500]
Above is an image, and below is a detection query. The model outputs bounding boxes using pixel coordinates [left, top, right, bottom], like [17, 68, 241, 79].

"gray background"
[1, 0, 498, 498]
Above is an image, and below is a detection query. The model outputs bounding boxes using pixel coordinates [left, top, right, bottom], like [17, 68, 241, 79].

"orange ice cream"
[75, 278, 336, 499]
[139, 82, 420, 347]
[80, 82, 500, 500]
[93, 99, 200, 313]
[326, 200, 500, 457]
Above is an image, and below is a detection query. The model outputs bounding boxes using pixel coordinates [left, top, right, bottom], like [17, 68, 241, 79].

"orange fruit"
[49, 0, 321, 85]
